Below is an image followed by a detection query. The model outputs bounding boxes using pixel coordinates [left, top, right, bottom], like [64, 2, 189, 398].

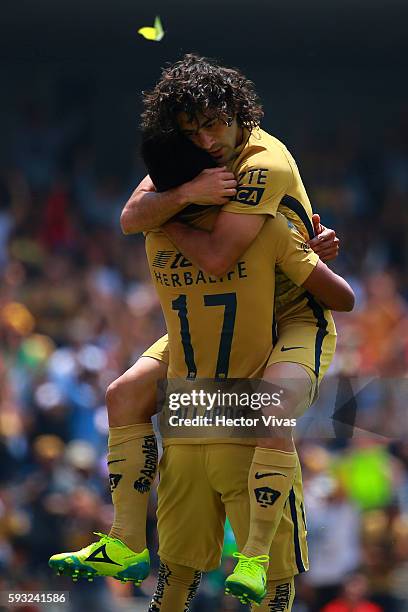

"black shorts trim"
[304, 292, 329, 376]
[288, 488, 306, 574]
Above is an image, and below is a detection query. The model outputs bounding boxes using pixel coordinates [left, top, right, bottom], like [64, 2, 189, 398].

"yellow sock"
[149, 561, 201, 611]
[108, 422, 158, 552]
[254, 576, 295, 612]
[243, 447, 297, 558]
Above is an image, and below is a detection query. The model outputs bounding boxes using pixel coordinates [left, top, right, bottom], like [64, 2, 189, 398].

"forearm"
[302, 260, 355, 312]
[120, 186, 189, 234]
[163, 222, 224, 276]
[164, 212, 266, 277]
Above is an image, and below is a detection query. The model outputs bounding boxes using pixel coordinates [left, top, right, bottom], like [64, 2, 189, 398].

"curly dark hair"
[141, 53, 263, 135]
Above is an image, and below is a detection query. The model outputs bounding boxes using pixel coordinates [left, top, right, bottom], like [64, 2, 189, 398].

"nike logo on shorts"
[255, 472, 287, 479]
[280, 345, 305, 352]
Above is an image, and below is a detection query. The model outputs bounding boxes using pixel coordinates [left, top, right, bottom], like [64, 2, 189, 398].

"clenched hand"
[181, 167, 237, 205]
[308, 214, 340, 262]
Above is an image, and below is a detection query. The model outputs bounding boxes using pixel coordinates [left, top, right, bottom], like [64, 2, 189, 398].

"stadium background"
[0, 0, 407, 610]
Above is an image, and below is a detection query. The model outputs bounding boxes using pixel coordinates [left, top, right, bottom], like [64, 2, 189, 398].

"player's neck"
[225, 126, 245, 167]
[235, 126, 244, 149]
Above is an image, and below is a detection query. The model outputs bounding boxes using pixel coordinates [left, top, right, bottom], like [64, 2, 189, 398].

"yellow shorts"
[143, 314, 336, 395]
[267, 316, 337, 383]
[144, 318, 334, 576]
[143, 316, 336, 432]
[157, 443, 308, 578]
[143, 334, 169, 363]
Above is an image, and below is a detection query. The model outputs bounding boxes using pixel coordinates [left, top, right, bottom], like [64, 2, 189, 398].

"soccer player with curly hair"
[50, 54, 349, 610]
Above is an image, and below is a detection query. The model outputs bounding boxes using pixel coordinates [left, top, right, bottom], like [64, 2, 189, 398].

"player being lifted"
[50, 55, 349, 609]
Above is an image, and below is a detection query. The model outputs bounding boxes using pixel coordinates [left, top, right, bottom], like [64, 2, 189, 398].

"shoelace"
[92, 532, 119, 545]
[93, 532, 127, 549]
[93, 531, 110, 541]
[233, 552, 269, 578]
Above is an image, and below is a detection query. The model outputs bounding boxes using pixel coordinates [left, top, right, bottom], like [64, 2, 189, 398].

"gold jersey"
[224, 127, 318, 319]
[145, 212, 319, 380]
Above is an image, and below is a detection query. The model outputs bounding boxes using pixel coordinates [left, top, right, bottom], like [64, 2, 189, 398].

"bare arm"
[163, 212, 266, 277]
[163, 209, 339, 278]
[162, 209, 338, 279]
[120, 175, 188, 234]
[164, 208, 354, 310]
[120, 168, 237, 234]
[302, 260, 354, 311]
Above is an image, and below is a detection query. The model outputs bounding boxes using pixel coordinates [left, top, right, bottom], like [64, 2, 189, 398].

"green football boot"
[48, 532, 150, 585]
[225, 552, 269, 606]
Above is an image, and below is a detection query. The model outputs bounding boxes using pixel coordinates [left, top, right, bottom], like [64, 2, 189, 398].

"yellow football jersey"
[145, 212, 319, 380]
[224, 127, 320, 319]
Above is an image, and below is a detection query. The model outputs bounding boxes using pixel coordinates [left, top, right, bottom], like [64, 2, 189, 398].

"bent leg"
[257, 361, 315, 452]
[106, 348, 168, 552]
[48, 341, 170, 581]
[220, 445, 307, 605]
[243, 362, 314, 559]
[106, 356, 167, 427]
[221, 445, 308, 579]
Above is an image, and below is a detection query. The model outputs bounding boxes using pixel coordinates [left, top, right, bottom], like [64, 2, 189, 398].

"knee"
[106, 361, 155, 412]
[105, 359, 162, 425]
[264, 363, 314, 418]
[106, 377, 139, 426]
[105, 377, 127, 413]
[273, 379, 313, 419]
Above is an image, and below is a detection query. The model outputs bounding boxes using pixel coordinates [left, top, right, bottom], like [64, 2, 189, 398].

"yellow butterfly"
[138, 16, 165, 41]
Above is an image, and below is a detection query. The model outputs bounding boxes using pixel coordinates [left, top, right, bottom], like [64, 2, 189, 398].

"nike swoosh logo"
[107, 459, 126, 465]
[280, 346, 305, 352]
[255, 472, 287, 479]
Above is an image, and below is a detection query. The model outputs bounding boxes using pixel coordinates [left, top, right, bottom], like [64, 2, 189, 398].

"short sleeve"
[222, 151, 293, 217]
[275, 214, 319, 286]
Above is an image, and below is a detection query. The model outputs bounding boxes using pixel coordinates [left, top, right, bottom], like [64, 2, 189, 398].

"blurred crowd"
[0, 100, 407, 611]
